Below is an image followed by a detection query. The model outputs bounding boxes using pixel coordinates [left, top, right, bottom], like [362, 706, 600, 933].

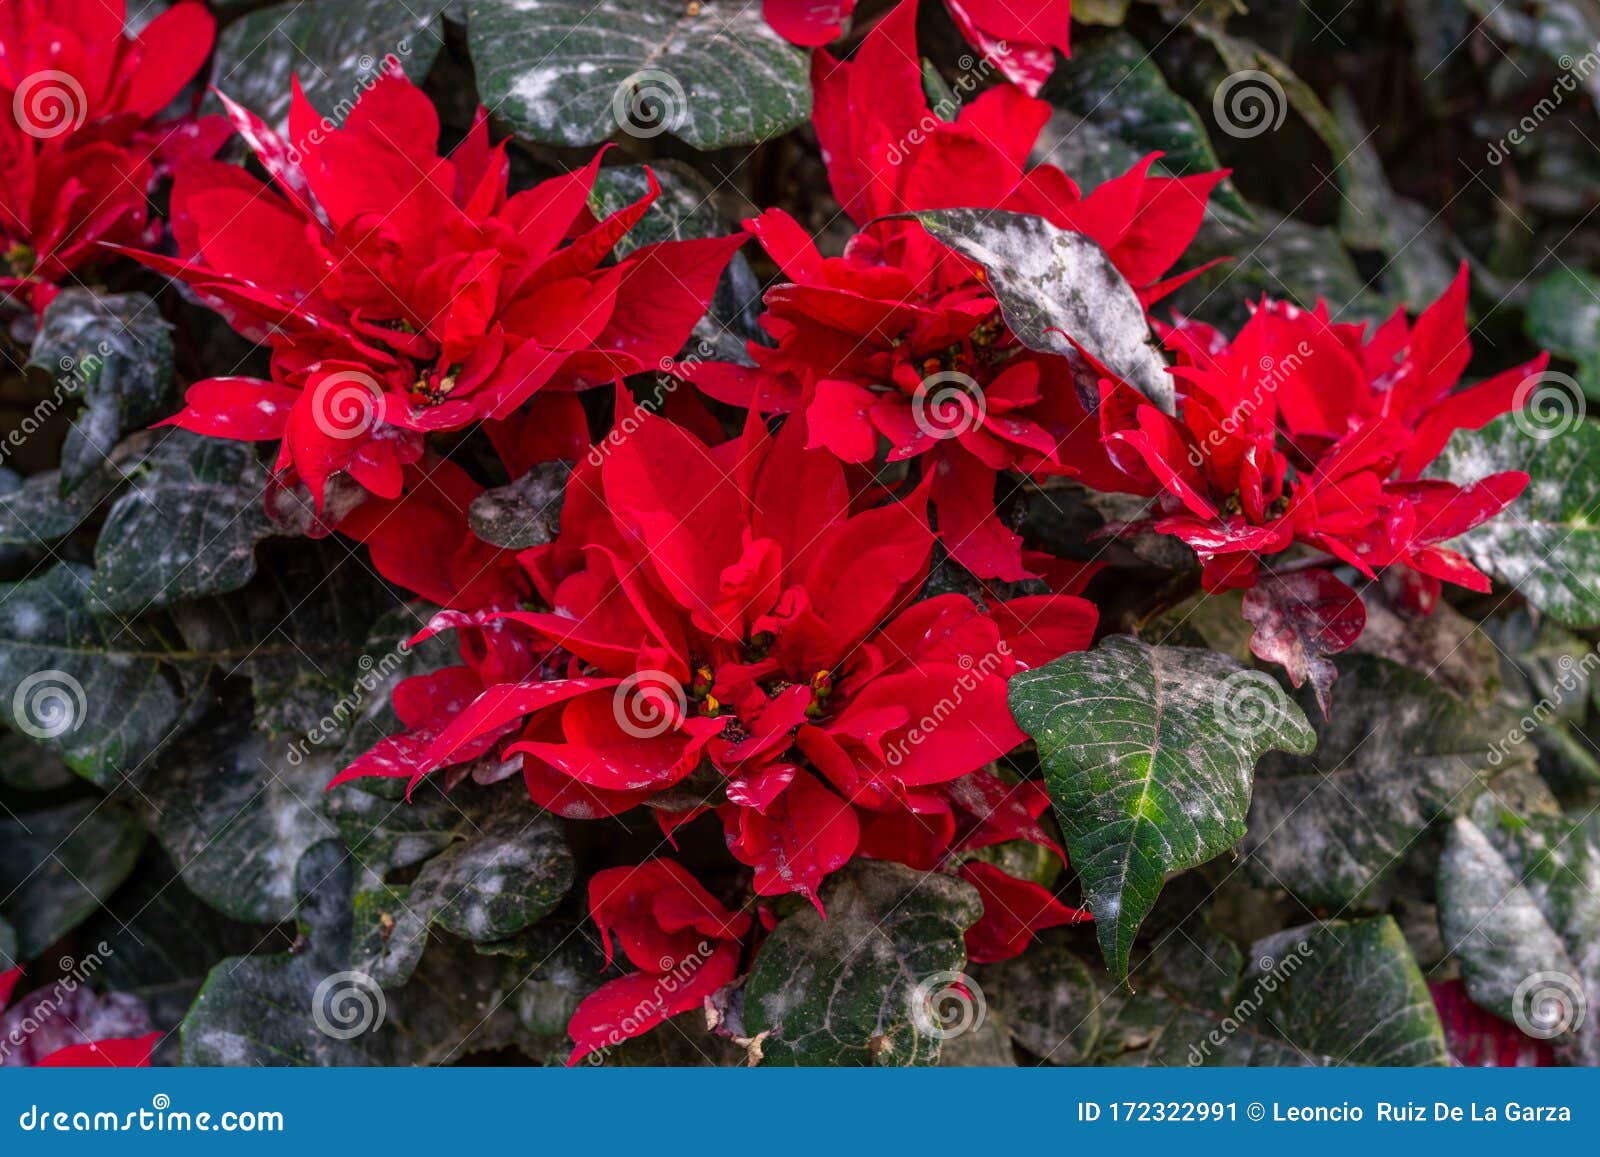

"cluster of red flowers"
[0, 0, 226, 315]
[37, 0, 1541, 1063]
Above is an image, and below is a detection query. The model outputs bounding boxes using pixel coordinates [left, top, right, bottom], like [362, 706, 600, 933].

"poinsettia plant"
[1, 0, 1597, 1072]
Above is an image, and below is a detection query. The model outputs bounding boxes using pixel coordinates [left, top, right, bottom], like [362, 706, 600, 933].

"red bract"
[1092, 268, 1540, 600]
[681, 2, 1219, 580]
[128, 70, 743, 515]
[1, 967, 158, 1067]
[335, 406, 1096, 911]
[765, 0, 1070, 97]
[0, 0, 226, 314]
[567, 859, 750, 1065]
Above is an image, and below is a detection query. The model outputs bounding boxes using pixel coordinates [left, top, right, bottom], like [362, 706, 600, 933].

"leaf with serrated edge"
[744, 861, 981, 1066]
[1008, 635, 1315, 981]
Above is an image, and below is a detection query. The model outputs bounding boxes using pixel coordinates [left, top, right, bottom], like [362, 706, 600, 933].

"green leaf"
[0, 799, 145, 958]
[1101, 918, 1447, 1065]
[1243, 655, 1502, 908]
[906, 208, 1173, 408]
[0, 432, 159, 550]
[1526, 267, 1600, 402]
[81, 852, 291, 1032]
[1008, 635, 1315, 981]
[744, 861, 983, 1066]
[0, 730, 76, 792]
[89, 431, 278, 616]
[976, 936, 1103, 1063]
[1045, 29, 1247, 217]
[329, 780, 574, 986]
[137, 714, 341, 925]
[0, 563, 196, 788]
[1431, 414, 1600, 627]
[1463, 0, 1600, 113]
[211, 0, 449, 124]
[181, 840, 570, 1065]
[169, 543, 406, 741]
[27, 290, 177, 494]
[0, 915, 16, 970]
[467, 0, 809, 149]
[1439, 797, 1599, 1064]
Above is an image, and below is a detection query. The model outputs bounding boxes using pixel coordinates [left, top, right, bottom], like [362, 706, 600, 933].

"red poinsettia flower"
[680, 2, 1219, 580]
[566, 858, 751, 1065]
[127, 69, 743, 516]
[766, 0, 1070, 97]
[334, 405, 1097, 910]
[1096, 267, 1541, 597]
[0, 0, 227, 314]
[1, 966, 158, 1067]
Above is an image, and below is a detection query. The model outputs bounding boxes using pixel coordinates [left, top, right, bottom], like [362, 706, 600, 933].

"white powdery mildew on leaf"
[910, 209, 1175, 411]
[468, 0, 810, 149]
[1009, 634, 1315, 982]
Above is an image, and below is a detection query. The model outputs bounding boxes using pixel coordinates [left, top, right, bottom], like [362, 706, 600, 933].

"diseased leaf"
[1244, 655, 1503, 908]
[169, 543, 405, 741]
[1045, 29, 1247, 216]
[468, 461, 571, 550]
[1241, 569, 1366, 718]
[211, 0, 449, 124]
[906, 209, 1173, 408]
[1008, 635, 1315, 981]
[1432, 414, 1600, 627]
[0, 799, 145, 958]
[181, 840, 572, 1065]
[1439, 796, 1599, 1064]
[329, 780, 573, 986]
[89, 431, 278, 615]
[137, 713, 340, 925]
[0, 564, 197, 788]
[1000, 919, 1445, 1066]
[27, 290, 177, 494]
[467, 0, 809, 149]
[0, 432, 160, 550]
[1525, 267, 1600, 403]
[744, 861, 982, 1066]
